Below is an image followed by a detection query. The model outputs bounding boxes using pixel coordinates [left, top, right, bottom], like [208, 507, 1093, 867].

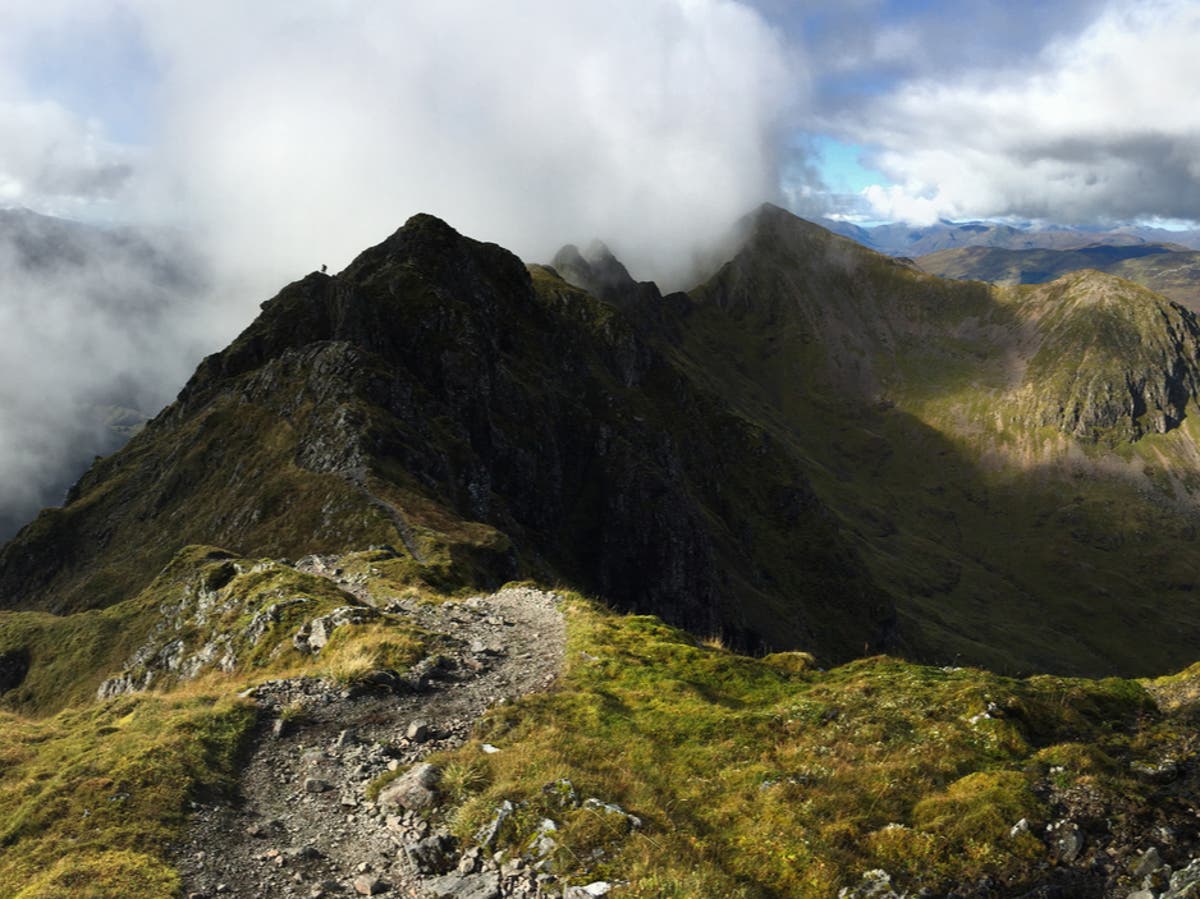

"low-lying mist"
[0, 211, 214, 539]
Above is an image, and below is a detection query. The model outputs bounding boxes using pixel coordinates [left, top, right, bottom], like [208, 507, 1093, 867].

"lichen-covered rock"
[1166, 859, 1200, 898]
[1046, 819, 1085, 863]
[406, 831, 457, 875]
[421, 871, 499, 899]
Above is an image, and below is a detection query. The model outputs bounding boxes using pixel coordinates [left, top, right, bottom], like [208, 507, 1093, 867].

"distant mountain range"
[821, 216, 1200, 257]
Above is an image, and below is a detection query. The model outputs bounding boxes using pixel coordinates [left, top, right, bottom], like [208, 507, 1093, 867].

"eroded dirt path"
[175, 563, 565, 899]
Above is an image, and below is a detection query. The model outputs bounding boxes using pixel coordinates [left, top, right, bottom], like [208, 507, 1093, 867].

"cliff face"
[0, 213, 892, 662]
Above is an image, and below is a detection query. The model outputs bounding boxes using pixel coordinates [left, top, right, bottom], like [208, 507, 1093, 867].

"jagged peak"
[550, 239, 641, 301]
[737, 201, 879, 254]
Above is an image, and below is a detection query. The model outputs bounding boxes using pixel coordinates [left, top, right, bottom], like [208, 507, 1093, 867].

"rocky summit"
[5, 207, 1200, 897]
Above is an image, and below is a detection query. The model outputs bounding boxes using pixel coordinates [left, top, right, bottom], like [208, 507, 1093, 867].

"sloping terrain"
[822, 217, 1161, 256]
[919, 243, 1200, 310]
[3, 543, 1200, 898]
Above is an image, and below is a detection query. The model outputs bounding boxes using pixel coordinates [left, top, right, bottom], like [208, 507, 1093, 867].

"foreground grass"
[0, 689, 256, 898]
[428, 598, 1189, 897]
[1, 572, 1196, 897]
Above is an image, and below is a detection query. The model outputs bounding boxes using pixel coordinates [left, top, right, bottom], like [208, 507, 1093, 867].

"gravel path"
[175, 561, 566, 899]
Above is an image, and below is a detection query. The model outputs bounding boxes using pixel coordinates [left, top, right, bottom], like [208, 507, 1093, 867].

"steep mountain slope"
[919, 242, 1200, 310]
[0, 214, 890, 663]
[666, 206, 1200, 676]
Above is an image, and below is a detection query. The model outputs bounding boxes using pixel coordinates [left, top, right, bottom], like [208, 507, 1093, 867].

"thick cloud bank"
[135, 0, 796, 289]
[849, 0, 1200, 224]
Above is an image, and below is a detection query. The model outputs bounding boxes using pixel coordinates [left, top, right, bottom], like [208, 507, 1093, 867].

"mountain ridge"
[0, 211, 892, 663]
[823, 215, 1200, 256]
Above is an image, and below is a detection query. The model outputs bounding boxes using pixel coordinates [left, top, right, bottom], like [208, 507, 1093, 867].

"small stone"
[836, 869, 900, 899]
[406, 720, 432, 743]
[304, 777, 333, 794]
[1168, 859, 1200, 895]
[1009, 818, 1029, 838]
[1132, 847, 1165, 879]
[422, 872, 500, 899]
[353, 874, 388, 895]
[1046, 820, 1084, 864]
[564, 884, 613, 898]
[477, 800, 516, 850]
[481, 744, 501, 754]
[407, 832, 458, 875]
[285, 845, 322, 861]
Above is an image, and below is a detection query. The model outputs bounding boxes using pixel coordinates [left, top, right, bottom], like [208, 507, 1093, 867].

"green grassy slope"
[671, 206, 1200, 676]
[421, 596, 1200, 898]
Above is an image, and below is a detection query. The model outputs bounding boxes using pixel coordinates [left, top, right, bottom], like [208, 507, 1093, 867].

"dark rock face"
[0, 649, 29, 696]
[0, 214, 892, 662]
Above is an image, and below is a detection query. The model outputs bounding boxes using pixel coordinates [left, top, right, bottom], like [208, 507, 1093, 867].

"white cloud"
[846, 0, 1200, 224]
[124, 0, 799, 290]
[0, 99, 133, 214]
